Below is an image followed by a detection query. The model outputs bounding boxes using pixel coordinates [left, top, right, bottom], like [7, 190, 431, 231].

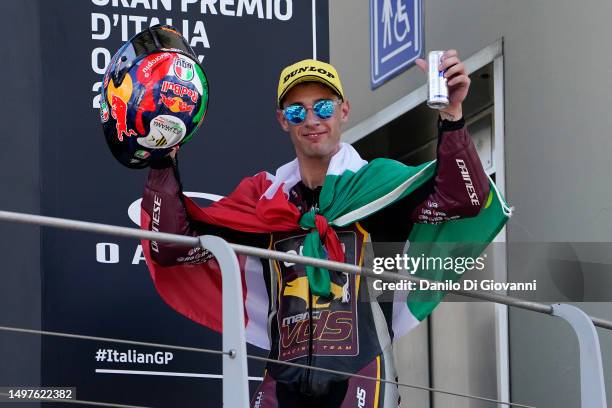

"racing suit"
[142, 118, 489, 407]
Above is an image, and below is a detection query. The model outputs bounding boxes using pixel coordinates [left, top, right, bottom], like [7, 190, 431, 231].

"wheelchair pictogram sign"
[371, 0, 423, 88]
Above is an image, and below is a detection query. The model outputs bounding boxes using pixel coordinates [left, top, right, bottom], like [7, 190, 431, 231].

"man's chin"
[302, 145, 338, 159]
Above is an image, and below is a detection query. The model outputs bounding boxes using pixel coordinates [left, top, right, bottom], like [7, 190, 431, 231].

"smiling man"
[276, 76, 349, 189]
[141, 54, 492, 407]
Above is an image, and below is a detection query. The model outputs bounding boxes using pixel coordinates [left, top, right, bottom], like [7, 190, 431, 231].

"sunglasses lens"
[313, 99, 335, 119]
[283, 99, 338, 125]
[284, 104, 306, 124]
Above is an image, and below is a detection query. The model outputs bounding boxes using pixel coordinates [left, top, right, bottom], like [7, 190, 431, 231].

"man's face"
[277, 82, 350, 160]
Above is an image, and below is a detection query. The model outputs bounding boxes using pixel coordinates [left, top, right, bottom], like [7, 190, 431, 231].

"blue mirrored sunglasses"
[282, 99, 342, 125]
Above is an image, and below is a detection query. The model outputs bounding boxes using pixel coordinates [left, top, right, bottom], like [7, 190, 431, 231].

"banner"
[39, 0, 328, 406]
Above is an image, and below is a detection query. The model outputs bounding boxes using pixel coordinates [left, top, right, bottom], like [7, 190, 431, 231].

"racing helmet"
[100, 25, 209, 168]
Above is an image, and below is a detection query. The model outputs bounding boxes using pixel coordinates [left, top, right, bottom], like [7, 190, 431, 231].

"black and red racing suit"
[142, 118, 489, 407]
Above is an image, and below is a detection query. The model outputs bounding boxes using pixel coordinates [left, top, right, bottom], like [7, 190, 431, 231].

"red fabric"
[314, 214, 344, 264]
[185, 172, 301, 232]
[141, 210, 249, 333]
[141, 172, 304, 335]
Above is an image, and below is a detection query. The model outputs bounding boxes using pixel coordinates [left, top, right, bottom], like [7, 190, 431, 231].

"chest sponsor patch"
[273, 230, 361, 360]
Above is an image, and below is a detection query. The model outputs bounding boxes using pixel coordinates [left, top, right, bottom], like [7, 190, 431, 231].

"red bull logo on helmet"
[160, 94, 195, 114]
[160, 81, 199, 103]
[111, 95, 137, 141]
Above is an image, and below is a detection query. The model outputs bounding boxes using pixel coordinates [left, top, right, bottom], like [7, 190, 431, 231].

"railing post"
[199, 235, 250, 407]
[551, 303, 607, 408]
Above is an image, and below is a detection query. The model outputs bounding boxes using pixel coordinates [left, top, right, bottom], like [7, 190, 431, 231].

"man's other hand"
[168, 145, 179, 160]
[416, 49, 470, 121]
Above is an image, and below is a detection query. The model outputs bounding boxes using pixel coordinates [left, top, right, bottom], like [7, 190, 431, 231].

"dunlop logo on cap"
[283, 66, 336, 84]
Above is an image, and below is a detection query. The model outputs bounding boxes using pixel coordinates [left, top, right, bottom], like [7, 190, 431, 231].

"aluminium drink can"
[427, 51, 449, 109]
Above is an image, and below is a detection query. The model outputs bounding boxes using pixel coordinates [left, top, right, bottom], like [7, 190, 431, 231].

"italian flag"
[141, 143, 511, 348]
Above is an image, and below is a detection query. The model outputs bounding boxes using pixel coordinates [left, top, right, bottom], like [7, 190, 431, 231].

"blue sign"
[370, 0, 423, 88]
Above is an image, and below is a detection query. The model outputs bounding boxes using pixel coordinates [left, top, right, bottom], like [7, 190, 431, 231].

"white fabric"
[261, 143, 367, 200]
[244, 255, 271, 350]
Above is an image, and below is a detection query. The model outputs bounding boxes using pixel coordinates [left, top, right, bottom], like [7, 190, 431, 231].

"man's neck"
[296, 144, 342, 189]
[298, 155, 331, 189]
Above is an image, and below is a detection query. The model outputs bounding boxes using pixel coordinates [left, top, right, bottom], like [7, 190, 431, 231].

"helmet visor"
[110, 25, 199, 88]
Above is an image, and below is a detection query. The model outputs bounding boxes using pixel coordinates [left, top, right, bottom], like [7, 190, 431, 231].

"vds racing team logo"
[275, 232, 360, 361]
[279, 308, 355, 361]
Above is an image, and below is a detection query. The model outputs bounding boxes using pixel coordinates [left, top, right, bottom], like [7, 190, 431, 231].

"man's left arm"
[410, 118, 489, 224]
[411, 50, 489, 224]
[360, 51, 489, 239]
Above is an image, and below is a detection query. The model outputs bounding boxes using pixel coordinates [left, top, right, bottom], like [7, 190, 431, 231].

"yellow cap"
[277, 59, 345, 108]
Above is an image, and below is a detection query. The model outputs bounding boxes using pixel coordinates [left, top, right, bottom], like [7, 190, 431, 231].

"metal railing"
[0, 209, 609, 407]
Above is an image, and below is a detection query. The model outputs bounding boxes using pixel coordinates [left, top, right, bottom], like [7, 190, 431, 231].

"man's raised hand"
[415, 49, 470, 120]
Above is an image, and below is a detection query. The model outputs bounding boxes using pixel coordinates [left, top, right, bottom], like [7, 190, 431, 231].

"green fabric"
[319, 159, 436, 223]
[299, 159, 435, 295]
[298, 157, 509, 318]
[406, 186, 508, 320]
[298, 210, 330, 294]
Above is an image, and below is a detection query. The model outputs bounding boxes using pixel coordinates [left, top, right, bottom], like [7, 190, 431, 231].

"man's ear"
[276, 109, 290, 132]
[340, 99, 350, 124]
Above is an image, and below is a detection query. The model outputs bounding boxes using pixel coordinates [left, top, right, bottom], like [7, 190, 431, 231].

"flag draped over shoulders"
[141, 143, 511, 349]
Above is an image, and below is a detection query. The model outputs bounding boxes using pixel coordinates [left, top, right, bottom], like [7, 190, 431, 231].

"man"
[142, 51, 489, 407]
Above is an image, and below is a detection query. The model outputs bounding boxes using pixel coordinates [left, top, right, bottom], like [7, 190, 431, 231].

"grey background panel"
[0, 0, 42, 402]
[431, 303, 499, 408]
[330, 0, 612, 407]
[509, 307, 581, 408]
[392, 319, 430, 407]
[501, 0, 612, 243]
[500, 0, 612, 404]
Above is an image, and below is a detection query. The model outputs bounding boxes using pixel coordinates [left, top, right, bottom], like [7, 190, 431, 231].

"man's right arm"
[142, 158, 267, 266]
[142, 158, 206, 266]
